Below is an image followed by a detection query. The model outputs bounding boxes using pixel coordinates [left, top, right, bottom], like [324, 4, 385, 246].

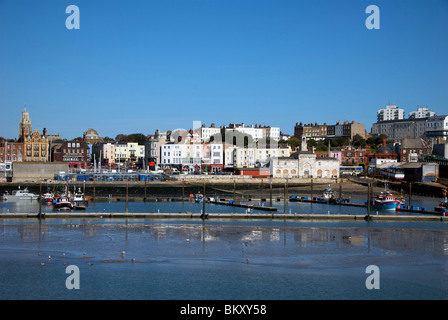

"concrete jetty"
[0, 212, 446, 222]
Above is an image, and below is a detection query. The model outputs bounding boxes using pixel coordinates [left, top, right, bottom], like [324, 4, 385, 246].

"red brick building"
[340, 145, 370, 166]
[52, 140, 90, 170]
[0, 140, 24, 163]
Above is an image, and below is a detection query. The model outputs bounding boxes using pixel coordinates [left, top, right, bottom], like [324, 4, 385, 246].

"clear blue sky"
[1, 0, 447, 140]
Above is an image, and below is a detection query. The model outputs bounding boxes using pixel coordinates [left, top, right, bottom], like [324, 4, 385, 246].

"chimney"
[43, 128, 47, 137]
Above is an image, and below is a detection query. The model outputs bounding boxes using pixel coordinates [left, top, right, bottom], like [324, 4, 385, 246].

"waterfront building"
[377, 105, 405, 122]
[0, 140, 24, 163]
[397, 137, 432, 163]
[200, 124, 222, 143]
[367, 139, 398, 169]
[22, 128, 49, 162]
[160, 142, 224, 173]
[95, 142, 116, 165]
[269, 157, 298, 179]
[270, 150, 339, 179]
[340, 145, 370, 166]
[114, 142, 145, 164]
[224, 145, 291, 169]
[425, 115, 448, 142]
[52, 140, 90, 171]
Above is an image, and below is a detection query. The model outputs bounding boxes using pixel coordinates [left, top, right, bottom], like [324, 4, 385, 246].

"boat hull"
[4, 196, 39, 201]
[372, 201, 400, 211]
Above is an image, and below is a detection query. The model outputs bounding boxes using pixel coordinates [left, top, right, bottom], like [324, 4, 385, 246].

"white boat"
[43, 192, 54, 203]
[54, 196, 73, 209]
[72, 188, 88, 210]
[3, 187, 39, 200]
[322, 185, 335, 200]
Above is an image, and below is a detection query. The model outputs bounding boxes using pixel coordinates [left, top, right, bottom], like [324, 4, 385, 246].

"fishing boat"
[434, 189, 448, 216]
[72, 188, 88, 210]
[43, 192, 54, 203]
[54, 196, 73, 209]
[194, 193, 204, 203]
[371, 191, 400, 211]
[322, 185, 335, 200]
[3, 187, 39, 200]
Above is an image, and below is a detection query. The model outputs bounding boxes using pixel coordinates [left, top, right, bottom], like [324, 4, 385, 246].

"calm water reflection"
[0, 217, 447, 300]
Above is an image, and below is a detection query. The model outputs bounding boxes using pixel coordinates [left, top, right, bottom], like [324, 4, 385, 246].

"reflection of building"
[23, 129, 49, 162]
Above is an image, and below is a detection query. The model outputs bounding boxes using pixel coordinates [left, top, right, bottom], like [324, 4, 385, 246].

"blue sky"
[0, 0, 447, 140]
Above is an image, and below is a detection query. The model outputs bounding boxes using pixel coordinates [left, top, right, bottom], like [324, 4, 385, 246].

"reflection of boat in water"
[434, 189, 448, 216]
[3, 187, 39, 200]
[371, 191, 400, 211]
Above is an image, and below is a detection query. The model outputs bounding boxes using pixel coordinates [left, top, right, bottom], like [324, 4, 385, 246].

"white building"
[269, 157, 298, 178]
[269, 152, 339, 179]
[201, 124, 221, 142]
[224, 145, 291, 169]
[160, 142, 224, 172]
[425, 115, 448, 142]
[409, 107, 435, 119]
[377, 105, 405, 122]
[161, 143, 183, 166]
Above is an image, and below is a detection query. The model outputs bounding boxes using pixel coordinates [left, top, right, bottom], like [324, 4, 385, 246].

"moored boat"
[322, 185, 335, 200]
[43, 192, 54, 203]
[3, 187, 39, 201]
[434, 189, 448, 216]
[54, 196, 73, 209]
[194, 193, 204, 203]
[371, 191, 400, 211]
[72, 188, 88, 210]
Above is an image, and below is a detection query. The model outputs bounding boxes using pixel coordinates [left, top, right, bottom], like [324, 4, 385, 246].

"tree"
[352, 134, 366, 148]
[114, 133, 146, 145]
[285, 137, 301, 149]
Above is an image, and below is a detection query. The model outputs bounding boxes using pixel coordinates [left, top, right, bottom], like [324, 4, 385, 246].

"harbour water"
[0, 200, 447, 300]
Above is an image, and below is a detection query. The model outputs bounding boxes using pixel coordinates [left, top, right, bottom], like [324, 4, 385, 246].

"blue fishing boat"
[371, 191, 400, 211]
